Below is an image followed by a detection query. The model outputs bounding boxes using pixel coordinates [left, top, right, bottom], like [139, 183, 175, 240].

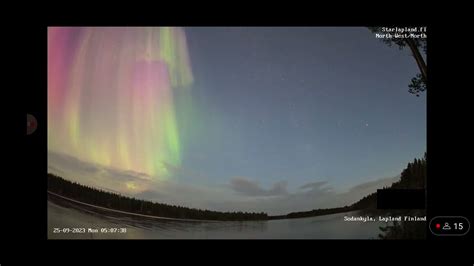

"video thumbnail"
[47, 27, 427, 239]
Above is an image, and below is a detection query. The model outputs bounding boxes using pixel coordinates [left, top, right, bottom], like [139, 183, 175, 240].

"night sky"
[48, 27, 426, 214]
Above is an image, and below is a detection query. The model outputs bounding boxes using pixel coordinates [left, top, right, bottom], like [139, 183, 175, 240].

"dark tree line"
[48, 153, 426, 224]
[391, 152, 426, 189]
[352, 152, 427, 211]
[48, 173, 268, 221]
[274, 153, 427, 221]
[274, 206, 353, 220]
[376, 153, 427, 239]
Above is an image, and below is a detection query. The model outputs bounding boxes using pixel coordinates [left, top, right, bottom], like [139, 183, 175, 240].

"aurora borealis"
[48, 27, 426, 214]
[48, 27, 193, 179]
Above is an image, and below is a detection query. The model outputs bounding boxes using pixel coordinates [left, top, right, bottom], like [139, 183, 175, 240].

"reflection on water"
[48, 200, 387, 239]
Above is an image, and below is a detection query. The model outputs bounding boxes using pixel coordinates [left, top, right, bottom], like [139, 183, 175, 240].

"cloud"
[213, 176, 400, 215]
[102, 168, 152, 182]
[300, 181, 329, 191]
[347, 176, 399, 194]
[48, 151, 101, 175]
[229, 177, 288, 197]
[48, 150, 233, 209]
[48, 150, 401, 215]
[48, 151, 154, 196]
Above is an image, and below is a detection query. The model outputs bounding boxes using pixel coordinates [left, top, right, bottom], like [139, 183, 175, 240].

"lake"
[48, 199, 389, 239]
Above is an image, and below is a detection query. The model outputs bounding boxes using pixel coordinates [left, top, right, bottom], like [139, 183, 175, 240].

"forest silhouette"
[48, 153, 426, 224]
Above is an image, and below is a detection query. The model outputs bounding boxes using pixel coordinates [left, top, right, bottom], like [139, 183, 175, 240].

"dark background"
[3, 9, 471, 261]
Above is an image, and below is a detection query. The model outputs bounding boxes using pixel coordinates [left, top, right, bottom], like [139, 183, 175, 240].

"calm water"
[48, 200, 388, 239]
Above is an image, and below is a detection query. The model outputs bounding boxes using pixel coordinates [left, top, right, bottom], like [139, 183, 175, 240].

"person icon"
[442, 222, 451, 230]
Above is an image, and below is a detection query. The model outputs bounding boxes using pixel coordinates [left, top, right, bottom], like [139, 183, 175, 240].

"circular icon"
[27, 114, 37, 135]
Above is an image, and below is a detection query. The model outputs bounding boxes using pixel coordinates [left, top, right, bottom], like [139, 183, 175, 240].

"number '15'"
[454, 223, 463, 230]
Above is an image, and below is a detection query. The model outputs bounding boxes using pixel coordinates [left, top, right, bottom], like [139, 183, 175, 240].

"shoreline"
[48, 190, 355, 222]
